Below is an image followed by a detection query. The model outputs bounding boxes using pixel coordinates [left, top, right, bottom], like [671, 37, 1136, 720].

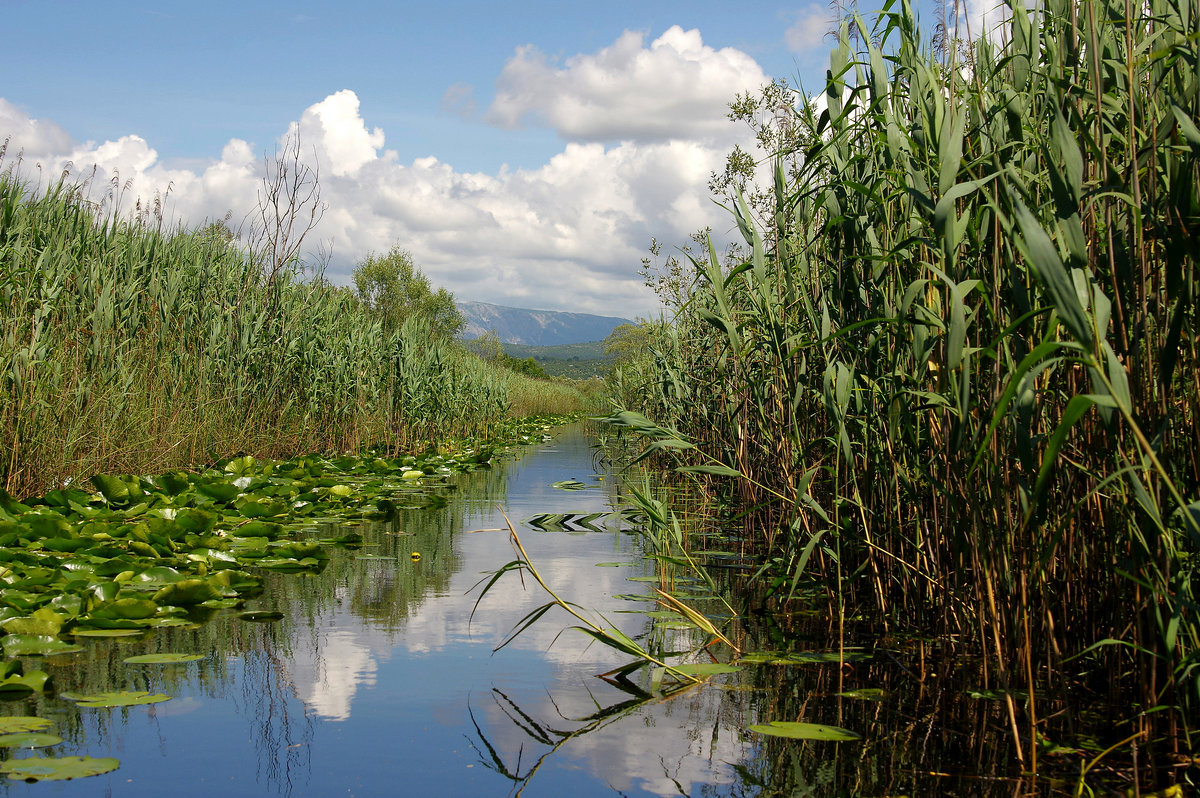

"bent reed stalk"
[0, 167, 590, 497]
[612, 0, 1200, 771]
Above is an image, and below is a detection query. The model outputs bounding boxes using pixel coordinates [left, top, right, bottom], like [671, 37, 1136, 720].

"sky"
[0, 0, 993, 319]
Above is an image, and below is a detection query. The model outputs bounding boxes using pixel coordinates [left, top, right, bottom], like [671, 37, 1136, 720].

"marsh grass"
[0, 168, 590, 496]
[612, 0, 1200, 778]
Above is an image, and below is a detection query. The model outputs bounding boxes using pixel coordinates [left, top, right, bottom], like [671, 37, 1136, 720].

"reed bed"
[0, 169, 580, 497]
[613, 0, 1200, 771]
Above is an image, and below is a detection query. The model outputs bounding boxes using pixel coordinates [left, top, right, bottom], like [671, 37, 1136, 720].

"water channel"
[3, 424, 1063, 796]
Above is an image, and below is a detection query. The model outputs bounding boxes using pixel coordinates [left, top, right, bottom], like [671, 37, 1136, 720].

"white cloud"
[486, 26, 768, 145]
[961, 0, 1012, 41]
[290, 89, 385, 178]
[0, 98, 73, 160]
[0, 30, 762, 319]
[785, 4, 834, 54]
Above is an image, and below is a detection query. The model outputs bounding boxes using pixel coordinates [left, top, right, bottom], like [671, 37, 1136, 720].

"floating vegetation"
[61, 691, 172, 708]
[748, 722, 860, 742]
[739, 650, 872, 666]
[0, 661, 51, 695]
[0, 755, 120, 781]
[0, 718, 53, 734]
[237, 611, 284, 622]
[0, 733, 62, 749]
[122, 653, 204, 665]
[550, 480, 590, 491]
[0, 446, 500, 653]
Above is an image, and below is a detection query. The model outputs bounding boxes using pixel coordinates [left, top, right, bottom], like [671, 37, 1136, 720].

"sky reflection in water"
[7, 426, 749, 797]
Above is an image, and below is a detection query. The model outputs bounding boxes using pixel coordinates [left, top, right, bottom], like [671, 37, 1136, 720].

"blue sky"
[1, 0, 974, 318]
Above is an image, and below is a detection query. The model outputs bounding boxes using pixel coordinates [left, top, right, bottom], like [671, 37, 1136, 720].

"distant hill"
[458, 301, 633, 346]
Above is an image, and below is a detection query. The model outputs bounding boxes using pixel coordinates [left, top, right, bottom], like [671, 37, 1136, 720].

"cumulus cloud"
[0, 99, 73, 160]
[486, 26, 768, 144]
[0, 29, 765, 318]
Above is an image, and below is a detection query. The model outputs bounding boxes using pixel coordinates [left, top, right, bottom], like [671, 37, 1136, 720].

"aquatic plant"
[0, 169, 594, 496]
[613, 0, 1200, 780]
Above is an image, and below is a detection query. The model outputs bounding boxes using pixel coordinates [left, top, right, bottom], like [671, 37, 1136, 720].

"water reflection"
[0, 425, 1077, 796]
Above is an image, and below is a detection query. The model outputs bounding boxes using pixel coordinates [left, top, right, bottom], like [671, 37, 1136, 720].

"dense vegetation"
[0, 170, 594, 497]
[611, 0, 1200, 774]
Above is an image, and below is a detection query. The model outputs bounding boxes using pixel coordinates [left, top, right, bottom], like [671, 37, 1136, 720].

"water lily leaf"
[152, 580, 221, 606]
[400, 470, 424, 480]
[2, 608, 66, 637]
[132, 566, 185, 585]
[174, 508, 216, 534]
[236, 521, 283, 540]
[671, 663, 741, 676]
[238, 611, 283, 622]
[70, 629, 145, 638]
[739, 650, 870, 665]
[0, 732, 62, 748]
[90, 475, 130, 504]
[0, 755, 120, 781]
[90, 598, 158, 620]
[123, 653, 203, 665]
[61, 690, 171, 708]
[0, 717, 52, 734]
[156, 472, 192, 495]
[196, 481, 239, 503]
[551, 480, 590, 490]
[838, 688, 885, 700]
[748, 721, 860, 741]
[2, 636, 83, 657]
[255, 558, 321, 572]
[0, 670, 51, 694]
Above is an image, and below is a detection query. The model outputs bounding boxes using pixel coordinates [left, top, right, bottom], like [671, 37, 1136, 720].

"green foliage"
[353, 246, 464, 338]
[0, 172, 538, 494]
[616, 0, 1200, 761]
[603, 323, 656, 366]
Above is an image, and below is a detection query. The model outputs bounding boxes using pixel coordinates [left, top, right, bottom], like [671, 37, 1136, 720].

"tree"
[247, 130, 326, 286]
[603, 322, 658, 366]
[352, 246, 464, 338]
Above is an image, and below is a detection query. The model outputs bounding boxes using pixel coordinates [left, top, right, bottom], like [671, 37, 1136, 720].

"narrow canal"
[5, 424, 1062, 796]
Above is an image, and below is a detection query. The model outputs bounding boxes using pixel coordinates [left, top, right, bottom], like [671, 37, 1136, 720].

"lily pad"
[0, 670, 51, 695]
[238, 611, 283, 622]
[0, 717, 52, 734]
[61, 691, 171, 708]
[70, 629, 146, 638]
[0, 733, 62, 748]
[838, 688, 886, 700]
[748, 721, 860, 741]
[123, 653, 203, 665]
[671, 663, 742, 676]
[2, 636, 83, 657]
[0, 755, 120, 781]
[2, 608, 66, 637]
[153, 580, 222, 606]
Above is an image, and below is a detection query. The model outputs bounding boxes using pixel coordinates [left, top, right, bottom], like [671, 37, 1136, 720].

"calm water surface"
[3, 425, 1063, 797]
[3, 426, 760, 797]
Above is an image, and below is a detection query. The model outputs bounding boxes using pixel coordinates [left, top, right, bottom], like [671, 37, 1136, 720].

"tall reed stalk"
[0, 168, 529, 495]
[616, 0, 1200, 770]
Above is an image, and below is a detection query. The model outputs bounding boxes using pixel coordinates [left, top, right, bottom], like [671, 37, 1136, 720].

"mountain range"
[457, 301, 634, 346]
